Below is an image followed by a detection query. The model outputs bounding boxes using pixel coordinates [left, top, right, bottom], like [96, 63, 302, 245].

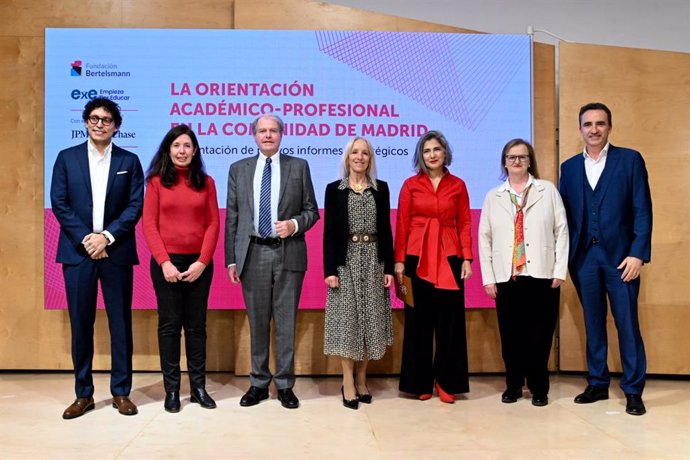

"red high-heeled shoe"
[435, 381, 455, 403]
[418, 393, 432, 401]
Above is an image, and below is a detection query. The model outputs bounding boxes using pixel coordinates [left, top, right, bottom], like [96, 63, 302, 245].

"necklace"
[350, 179, 366, 192]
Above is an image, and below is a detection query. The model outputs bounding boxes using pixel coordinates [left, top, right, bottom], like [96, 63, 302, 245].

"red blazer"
[394, 171, 473, 290]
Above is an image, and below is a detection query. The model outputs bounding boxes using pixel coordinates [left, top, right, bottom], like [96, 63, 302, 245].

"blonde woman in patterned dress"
[323, 137, 395, 410]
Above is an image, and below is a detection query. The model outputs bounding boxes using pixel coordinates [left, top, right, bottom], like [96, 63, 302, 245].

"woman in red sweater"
[394, 130, 473, 403]
[143, 125, 219, 413]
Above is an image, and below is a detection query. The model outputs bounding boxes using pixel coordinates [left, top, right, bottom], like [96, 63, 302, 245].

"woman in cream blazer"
[478, 139, 568, 407]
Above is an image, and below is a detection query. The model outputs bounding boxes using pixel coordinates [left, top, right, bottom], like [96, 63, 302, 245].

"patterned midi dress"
[324, 181, 393, 361]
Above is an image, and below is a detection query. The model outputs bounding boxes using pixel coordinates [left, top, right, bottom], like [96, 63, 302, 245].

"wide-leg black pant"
[495, 276, 559, 397]
[399, 256, 469, 395]
[150, 254, 213, 392]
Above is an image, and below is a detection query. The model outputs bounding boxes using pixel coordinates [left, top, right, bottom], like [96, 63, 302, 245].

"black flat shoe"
[574, 385, 609, 404]
[164, 391, 181, 413]
[277, 388, 299, 409]
[341, 386, 359, 410]
[240, 386, 269, 407]
[191, 388, 217, 409]
[532, 394, 548, 407]
[501, 389, 522, 404]
[625, 394, 646, 416]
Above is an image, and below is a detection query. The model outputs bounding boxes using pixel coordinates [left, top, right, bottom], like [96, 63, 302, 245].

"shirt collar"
[87, 140, 112, 160]
[258, 151, 280, 166]
[583, 142, 610, 163]
[499, 174, 535, 194]
[338, 176, 378, 191]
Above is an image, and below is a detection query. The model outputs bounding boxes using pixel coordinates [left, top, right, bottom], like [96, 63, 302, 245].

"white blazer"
[478, 177, 569, 285]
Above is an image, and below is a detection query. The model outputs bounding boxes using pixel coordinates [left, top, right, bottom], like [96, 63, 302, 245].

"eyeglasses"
[506, 155, 530, 163]
[87, 115, 114, 126]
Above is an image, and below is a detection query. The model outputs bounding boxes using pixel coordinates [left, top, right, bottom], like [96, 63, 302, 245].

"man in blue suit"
[50, 97, 144, 419]
[560, 102, 652, 416]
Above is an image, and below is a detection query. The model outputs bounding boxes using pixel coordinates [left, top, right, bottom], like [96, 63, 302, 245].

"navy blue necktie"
[258, 158, 272, 237]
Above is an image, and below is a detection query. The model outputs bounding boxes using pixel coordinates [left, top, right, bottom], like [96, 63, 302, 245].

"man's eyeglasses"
[506, 155, 530, 163]
[87, 116, 114, 126]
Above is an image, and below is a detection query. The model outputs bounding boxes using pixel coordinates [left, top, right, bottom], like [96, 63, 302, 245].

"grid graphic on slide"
[316, 31, 529, 130]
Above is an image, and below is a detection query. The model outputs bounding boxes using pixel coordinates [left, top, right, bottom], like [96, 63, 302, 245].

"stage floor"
[0, 372, 687, 459]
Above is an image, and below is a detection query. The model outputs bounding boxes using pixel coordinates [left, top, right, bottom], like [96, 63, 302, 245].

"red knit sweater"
[143, 168, 219, 266]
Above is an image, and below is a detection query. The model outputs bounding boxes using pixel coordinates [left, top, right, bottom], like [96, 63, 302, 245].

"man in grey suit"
[226, 114, 319, 409]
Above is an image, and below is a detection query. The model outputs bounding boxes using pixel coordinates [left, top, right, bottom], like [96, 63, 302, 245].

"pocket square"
[116, 170, 129, 175]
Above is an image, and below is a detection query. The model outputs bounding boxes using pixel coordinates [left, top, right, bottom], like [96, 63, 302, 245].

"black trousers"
[495, 276, 559, 396]
[399, 256, 469, 395]
[150, 254, 213, 392]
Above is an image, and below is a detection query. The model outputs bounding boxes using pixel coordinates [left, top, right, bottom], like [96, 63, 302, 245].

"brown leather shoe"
[112, 396, 138, 416]
[62, 397, 95, 419]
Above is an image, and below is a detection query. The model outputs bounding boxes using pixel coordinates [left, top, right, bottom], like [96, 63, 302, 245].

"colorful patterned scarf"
[510, 185, 531, 279]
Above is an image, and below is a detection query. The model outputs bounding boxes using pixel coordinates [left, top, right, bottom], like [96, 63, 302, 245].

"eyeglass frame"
[505, 155, 530, 163]
[87, 115, 115, 126]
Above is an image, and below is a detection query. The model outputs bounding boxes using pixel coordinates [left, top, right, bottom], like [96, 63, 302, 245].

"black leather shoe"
[532, 394, 548, 406]
[574, 385, 609, 404]
[625, 394, 646, 416]
[277, 388, 299, 409]
[240, 386, 269, 407]
[501, 389, 522, 404]
[164, 391, 180, 413]
[191, 388, 217, 409]
[342, 386, 359, 410]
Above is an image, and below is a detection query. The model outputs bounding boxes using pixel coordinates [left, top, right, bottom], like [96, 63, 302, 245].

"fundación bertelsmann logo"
[69, 59, 131, 78]
[70, 60, 82, 76]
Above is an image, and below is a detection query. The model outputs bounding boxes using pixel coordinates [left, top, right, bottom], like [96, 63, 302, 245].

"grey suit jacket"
[225, 154, 320, 275]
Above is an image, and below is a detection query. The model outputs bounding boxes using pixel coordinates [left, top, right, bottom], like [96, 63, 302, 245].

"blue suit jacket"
[559, 145, 652, 266]
[50, 142, 144, 266]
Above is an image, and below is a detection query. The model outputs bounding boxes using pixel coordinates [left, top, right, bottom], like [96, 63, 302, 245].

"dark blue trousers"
[570, 243, 646, 395]
[63, 258, 134, 398]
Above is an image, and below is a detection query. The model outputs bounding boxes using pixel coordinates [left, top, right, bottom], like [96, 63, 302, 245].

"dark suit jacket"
[323, 179, 394, 278]
[559, 144, 652, 265]
[50, 142, 144, 266]
[225, 154, 319, 275]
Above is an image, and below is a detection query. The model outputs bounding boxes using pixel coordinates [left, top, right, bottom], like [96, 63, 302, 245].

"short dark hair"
[412, 130, 453, 173]
[579, 102, 612, 127]
[146, 125, 207, 190]
[82, 97, 123, 128]
[251, 113, 284, 135]
[500, 138, 540, 180]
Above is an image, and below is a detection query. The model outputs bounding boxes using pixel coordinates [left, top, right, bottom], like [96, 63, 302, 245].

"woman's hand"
[484, 283, 497, 299]
[161, 260, 181, 283]
[551, 278, 564, 288]
[384, 274, 394, 288]
[394, 262, 405, 284]
[325, 275, 339, 289]
[180, 261, 206, 283]
[461, 260, 472, 279]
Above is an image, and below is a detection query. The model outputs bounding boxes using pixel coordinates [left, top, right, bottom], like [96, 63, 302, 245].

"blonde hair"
[339, 137, 378, 185]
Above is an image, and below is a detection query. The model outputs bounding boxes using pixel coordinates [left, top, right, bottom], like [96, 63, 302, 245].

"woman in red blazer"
[394, 130, 473, 403]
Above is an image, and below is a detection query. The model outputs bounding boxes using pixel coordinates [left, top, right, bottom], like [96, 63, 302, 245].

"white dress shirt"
[86, 140, 114, 243]
[583, 142, 610, 189]
[253, 152, 281, 237]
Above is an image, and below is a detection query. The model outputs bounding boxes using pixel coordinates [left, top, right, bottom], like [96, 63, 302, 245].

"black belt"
[350, 233, 377, 243]
[250, 235, 282, 246]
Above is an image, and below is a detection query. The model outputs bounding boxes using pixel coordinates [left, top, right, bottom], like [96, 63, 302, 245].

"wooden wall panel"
[558, 43, 690, 374]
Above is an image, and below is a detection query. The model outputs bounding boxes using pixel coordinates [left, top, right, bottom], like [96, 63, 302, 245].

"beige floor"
[0, 373, 688, 459]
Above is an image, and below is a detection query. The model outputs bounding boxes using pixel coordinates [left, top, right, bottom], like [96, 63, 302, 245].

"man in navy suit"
[50, 97, 144, 419]
[560, 102, 652, 416]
